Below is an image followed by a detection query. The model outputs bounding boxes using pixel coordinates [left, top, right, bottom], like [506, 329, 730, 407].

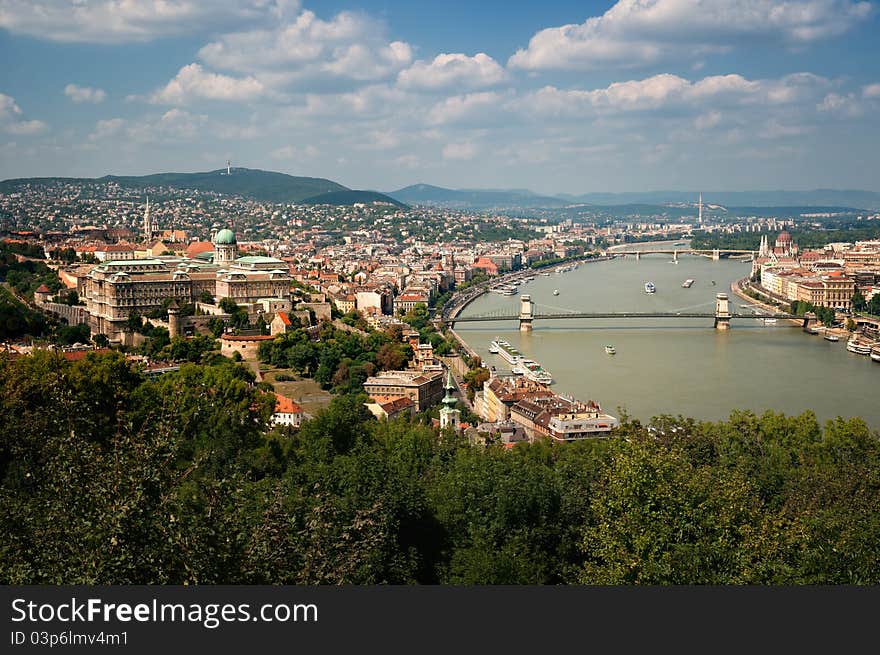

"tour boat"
[605, 345, 616, 355]
[644, 282, 656, 293]
[823, 332, 840, 342]
[682, 279, 694, 288]
[520, 359, 554, 385]
[763, 318, 777, 325]
[489, 339, 500, 354]
[494, 339, 524, 364]
[805, 326, 820, 335]
[846, 339, 872, 355]
[871, 347, 880, 362]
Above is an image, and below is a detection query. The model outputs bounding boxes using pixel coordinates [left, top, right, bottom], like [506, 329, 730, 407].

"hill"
[0, 168, 405, 206]
[388, 184, 569, 208]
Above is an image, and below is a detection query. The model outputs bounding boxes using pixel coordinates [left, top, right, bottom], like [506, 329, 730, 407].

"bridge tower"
[635, 251, 641, 261]
[712, 248, 720, 261]
[802, 311, 818, 333]
[519, 294, 533, 332]
[714, 293, 731, 330]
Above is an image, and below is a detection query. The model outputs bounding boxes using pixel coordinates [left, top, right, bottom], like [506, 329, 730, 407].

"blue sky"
[1, 0, 879, 194]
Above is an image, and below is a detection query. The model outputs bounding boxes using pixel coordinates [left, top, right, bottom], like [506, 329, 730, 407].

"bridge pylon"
[673, 250, 678, 262]
[519, 294, 533, 332]
[712, 248, 720, 261]
[714, 293, 731, 330]
[635, 251, 640, 261]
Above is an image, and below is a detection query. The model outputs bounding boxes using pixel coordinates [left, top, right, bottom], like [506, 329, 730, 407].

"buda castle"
[82, 226, 291, 341]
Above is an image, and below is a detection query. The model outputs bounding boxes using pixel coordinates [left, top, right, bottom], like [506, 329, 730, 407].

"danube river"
[455, 252, 880, 429]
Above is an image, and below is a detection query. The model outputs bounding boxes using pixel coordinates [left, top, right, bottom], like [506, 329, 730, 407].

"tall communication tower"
[698, 192, 703, 225]
[227, 159, 231, 175]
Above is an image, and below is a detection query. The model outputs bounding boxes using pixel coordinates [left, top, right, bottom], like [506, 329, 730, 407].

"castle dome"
[214, 228, 237, 245]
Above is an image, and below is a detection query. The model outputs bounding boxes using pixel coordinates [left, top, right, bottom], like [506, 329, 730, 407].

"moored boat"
[846, 339, 872, 355]
[520, 359, 553, 385]
[495, 339, 524, 364]
[871, 347, 880, 362]
[823, 332, 840, 342]
[489, 338, 500, 354]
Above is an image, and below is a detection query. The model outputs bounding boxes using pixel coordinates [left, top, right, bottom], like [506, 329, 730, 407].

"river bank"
[454, 255, 880, 428]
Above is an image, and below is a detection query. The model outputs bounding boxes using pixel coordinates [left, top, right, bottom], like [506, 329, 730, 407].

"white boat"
[645, 282, 656, 293]
[823, 333, 840, 342]
[553, 289, 559, 296]
[540, 272, 551, 276]
[489, 339, 500, 354]
[495, 339, 524, 364]
[846, 339, 872, 355]
[511, 365, 526, 376]
[871, 348, 880, 362]
[682, 279, 694, 288]
[520, 359, 553, 385]
[763, 318, 777, 325]
[605, 345, 616, 355]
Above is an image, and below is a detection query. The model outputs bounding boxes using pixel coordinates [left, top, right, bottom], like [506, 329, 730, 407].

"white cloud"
[863, 83, 880, 98]
[427, 91, 503, 125]
[694, 111, 722, 130]
[817, 92, 863, 117]
[6, 119, 47, 135]
[197, 9, 412, 82]
[523, 72, 829, 118]
[397, 53, 507, 91]
[0, 93, 47, 135]
[0, 0, 296, 44]
[442, 142, 476, 160]
[0, 93, 22, 121]
[151, 64, 266, 104]
[126, 109, 207, 142]
[509, 0, 873, 71]
[89, 118, 127, 140]
[64, 84, 107, 104]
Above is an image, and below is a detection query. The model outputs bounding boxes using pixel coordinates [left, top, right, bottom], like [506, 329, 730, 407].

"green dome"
[214, 228, 236, 245]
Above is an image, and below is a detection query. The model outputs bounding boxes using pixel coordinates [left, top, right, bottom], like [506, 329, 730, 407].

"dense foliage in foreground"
[1, 352, 878, 584]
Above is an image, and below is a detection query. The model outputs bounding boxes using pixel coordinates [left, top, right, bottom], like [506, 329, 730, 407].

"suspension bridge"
[445, 293, 808, 332]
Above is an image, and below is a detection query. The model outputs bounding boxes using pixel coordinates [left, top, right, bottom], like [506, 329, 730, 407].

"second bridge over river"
[446, 294, 808, 331]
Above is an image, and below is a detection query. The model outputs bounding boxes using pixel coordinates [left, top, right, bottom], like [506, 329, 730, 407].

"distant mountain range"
[387, 184, 880, 211]
[388, 184, 570, 208]
[0, 168, 407, 207]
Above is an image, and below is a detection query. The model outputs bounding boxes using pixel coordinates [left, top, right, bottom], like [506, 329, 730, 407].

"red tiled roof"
[276, 312, 292, 326]
[274, 393, 302, 415]
[35, 284, 51, 293]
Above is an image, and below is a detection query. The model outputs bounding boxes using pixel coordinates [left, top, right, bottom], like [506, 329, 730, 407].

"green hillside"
[0, 168, 404, 206]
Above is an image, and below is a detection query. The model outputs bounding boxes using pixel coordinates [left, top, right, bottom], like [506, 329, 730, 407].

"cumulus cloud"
[197, 9, 411, 82]
[817, 92, 863, 117]
[397, 53, 507, 91]
[427, 91, 503, 125]
[89, 118, 127, 140]
[509, 0, 873, 71]
[126, 109, 208, 142]
[0, 0, 296, 43]
[522, 72, 829, 117]
[64, 84, 106, 104]
[863, 83, 880, 98]
[151, 64, 266, 104]
[0, 93, 47, 135]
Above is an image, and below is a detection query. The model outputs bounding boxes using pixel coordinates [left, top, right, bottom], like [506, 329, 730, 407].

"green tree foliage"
[2, 355, 880, 585]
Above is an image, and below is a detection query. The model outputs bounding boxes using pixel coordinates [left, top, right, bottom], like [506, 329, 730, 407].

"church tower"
[213, 227, 238, 265]
[439, 370, 461, 433]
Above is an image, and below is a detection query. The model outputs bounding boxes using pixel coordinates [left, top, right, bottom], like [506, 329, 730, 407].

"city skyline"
[1, 0, 879, 193]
